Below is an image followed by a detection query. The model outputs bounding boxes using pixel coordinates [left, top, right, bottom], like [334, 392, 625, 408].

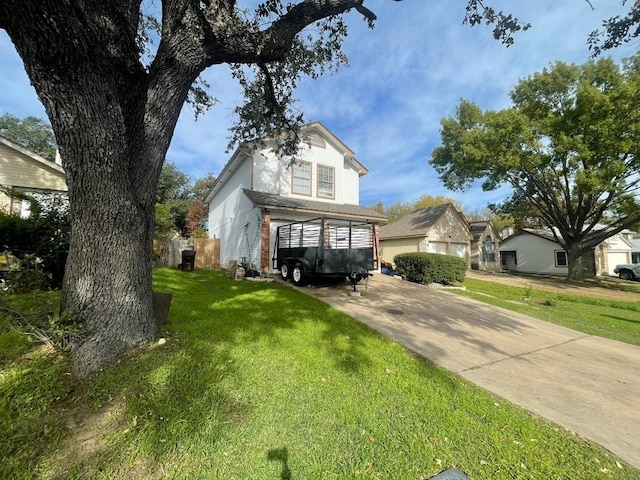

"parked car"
[613, 264, 640, 281]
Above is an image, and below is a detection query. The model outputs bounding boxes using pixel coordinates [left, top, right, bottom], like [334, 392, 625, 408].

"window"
[291, 160, 312, 196]
[317, 164, 335, 198]
[482, 236, 495, 262]
[555, 250, 568, 267]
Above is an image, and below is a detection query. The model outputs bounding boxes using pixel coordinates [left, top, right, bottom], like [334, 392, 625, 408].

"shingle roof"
[469, 220, 490, 240]
[505, 228, 565, 245]
[379, 204, 451, 240]
[242, 189, 387, 221]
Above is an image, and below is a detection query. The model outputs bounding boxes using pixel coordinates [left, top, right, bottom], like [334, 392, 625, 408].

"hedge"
[393, 252, 466, 285]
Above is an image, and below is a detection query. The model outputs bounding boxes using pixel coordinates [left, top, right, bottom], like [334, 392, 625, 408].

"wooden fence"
[154, 238, 220, 269]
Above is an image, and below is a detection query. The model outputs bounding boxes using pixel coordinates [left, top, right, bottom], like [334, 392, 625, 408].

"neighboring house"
[469, 220, 502, 271]
[0, 135, 67, 216]
[379, 204, 473, 265]
[631, 235, 640, 264]
[204, 122, 387, 273]
[499, 227, 636, 276]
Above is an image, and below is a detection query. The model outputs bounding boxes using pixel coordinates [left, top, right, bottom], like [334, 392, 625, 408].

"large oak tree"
[430, 56, 640, 281]
[0, 1, 637, 376]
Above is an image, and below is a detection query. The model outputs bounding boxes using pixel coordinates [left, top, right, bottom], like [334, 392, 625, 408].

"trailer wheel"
[280, 262, 290, 281]
[292, 263, 306, 286]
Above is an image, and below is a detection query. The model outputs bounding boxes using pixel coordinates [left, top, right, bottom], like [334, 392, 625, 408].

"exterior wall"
[470, 225, 501, 271]
[602, 234, 632, 274]
[427, 208, 471, 263]
[251, 135, 359, 205]
[379, 238, 420, 265]
[499, 234, 569, 276]
[0, 142, 67, 212]
[208, 156, 262, 268]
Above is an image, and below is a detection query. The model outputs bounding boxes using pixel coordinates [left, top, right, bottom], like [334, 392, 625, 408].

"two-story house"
[204, 122, 386, 273]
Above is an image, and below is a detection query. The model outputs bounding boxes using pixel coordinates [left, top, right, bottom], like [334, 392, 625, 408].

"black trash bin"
[181, 249, 197, 272]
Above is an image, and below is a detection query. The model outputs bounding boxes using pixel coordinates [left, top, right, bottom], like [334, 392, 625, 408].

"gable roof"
[469, 220, 502, 241]
[380, 203, 457, 240]
[204, 122, 367, 203]
[0, 135, 64, 176]
[503, 228, 565, 245]
[243, 189, 386, 221]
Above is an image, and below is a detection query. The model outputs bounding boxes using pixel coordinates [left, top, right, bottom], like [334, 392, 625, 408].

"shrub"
[0, 198, 69, 288]
[393, 252, 467, 285]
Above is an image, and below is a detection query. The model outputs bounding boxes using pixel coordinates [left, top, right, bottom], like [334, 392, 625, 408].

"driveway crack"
[458, 334, 592, 373]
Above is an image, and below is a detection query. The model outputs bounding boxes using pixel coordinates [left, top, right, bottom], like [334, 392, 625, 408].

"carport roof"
[242, 189, 387, 221]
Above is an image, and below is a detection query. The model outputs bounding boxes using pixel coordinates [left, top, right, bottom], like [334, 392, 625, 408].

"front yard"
[456, 272, 640, 347]
[1, 268, 638, 479]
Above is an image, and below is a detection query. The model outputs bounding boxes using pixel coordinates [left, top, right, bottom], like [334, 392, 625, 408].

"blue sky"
[0, 1, 634, 212]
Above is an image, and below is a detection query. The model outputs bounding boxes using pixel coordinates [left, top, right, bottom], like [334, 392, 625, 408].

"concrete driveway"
[292, 273, 640, 469]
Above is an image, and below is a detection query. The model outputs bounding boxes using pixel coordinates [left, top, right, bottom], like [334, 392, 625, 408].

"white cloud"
[0, 1, 635, 212]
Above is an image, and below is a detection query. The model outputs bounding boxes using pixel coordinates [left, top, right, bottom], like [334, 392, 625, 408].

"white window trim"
[316, 164, 335, 199]
[554, 249, 568, 267]
[291, 160, 312, 196]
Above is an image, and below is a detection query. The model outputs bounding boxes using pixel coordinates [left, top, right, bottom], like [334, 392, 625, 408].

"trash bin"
[181, 249, 196, 272]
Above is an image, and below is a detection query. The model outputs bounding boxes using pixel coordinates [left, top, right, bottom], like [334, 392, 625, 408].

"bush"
[393, 252, 467, 285]
[0, 198, 69, 288]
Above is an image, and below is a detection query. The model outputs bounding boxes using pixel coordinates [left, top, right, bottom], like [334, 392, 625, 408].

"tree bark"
[0, 0, 377, 376]
[566, 246, 586, 282]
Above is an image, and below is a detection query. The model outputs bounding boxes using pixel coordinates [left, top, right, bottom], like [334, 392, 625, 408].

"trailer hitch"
[349, 271, 371, 293]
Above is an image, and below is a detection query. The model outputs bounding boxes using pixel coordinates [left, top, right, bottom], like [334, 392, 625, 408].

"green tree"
[1, 1, 635, 376]
[0, 112, 56, 160]
[413, 194, 464, 213]
[430, 56, 640, 281]
[370, 194, 463, 224]
[192, 173, 217, 201]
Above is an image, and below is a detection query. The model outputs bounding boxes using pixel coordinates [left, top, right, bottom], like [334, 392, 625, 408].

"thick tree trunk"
[566, 244, 586, 282]
[62, 148, 158, 377]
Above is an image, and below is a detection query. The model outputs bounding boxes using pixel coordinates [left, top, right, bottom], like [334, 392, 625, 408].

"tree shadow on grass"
[10, 268, 465, 477]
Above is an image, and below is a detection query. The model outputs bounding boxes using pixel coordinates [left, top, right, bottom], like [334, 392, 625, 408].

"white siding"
[500, 234, 568, 276]
[208, 157, 260, 268]
[250, 135, 360, 205]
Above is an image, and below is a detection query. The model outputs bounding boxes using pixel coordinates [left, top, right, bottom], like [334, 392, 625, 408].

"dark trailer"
[273, 217, 378, 288]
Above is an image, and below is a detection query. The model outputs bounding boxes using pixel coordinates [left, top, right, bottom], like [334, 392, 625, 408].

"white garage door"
[427, 242, 447, 255]
[450, 243, 467, 258]
[608, 252, 629, 274]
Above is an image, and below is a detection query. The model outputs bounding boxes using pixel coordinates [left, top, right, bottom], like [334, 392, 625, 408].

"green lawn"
[1, 268, 637, 479]
[455, 277, 640, 347]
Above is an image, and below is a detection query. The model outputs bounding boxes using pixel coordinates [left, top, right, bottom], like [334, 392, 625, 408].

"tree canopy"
[2, 0, 640, 376]
[371, 194, 465, 224]
[0, 112, 56, 160]
[430, 55, 640, 280]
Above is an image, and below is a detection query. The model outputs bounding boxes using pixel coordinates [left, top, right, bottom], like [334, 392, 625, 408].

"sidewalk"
[294, 274, 640, 469]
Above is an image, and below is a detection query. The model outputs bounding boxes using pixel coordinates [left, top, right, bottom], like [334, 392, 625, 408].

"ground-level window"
[317, 164, 335, 199]
[555, 250, 568, 267]
[633, 252, 640, 264]
[291, 160, 312, 196]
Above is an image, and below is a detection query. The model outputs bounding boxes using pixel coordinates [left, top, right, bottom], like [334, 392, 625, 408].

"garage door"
[450, 243, 467, 258]
[608, 252, 629, 274]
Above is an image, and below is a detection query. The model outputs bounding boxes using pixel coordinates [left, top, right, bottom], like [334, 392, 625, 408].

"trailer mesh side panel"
[274, 217, 377, 275]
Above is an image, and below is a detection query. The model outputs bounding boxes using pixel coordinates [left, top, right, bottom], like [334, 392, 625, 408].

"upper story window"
[317, 164, 335, 199]
[291, 160, 312, 196]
